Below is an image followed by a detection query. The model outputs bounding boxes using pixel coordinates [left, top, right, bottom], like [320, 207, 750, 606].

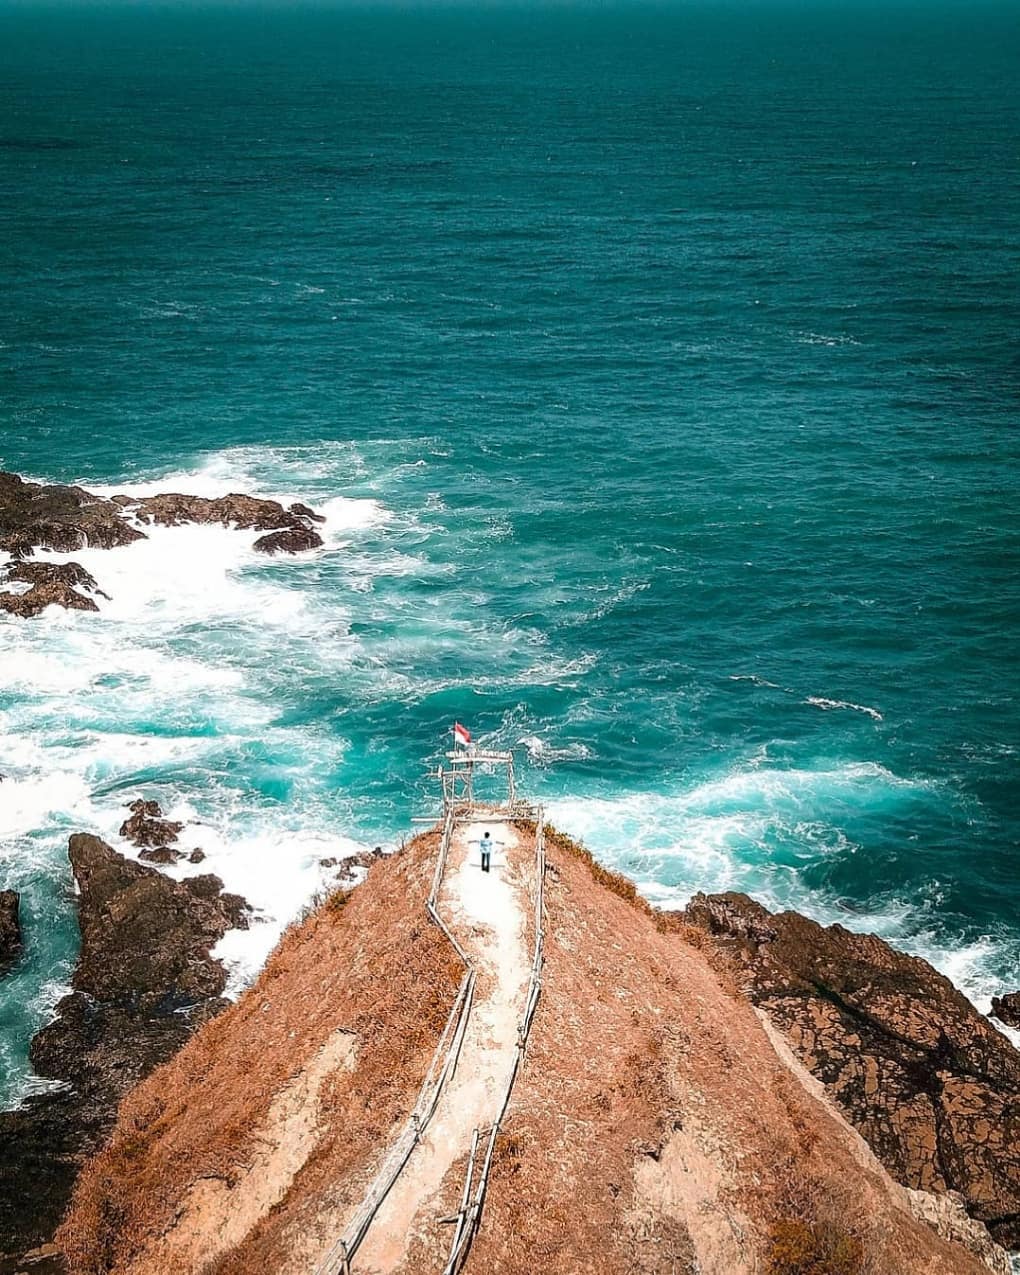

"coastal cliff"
[49, 825, 1011, 1275]
[0, 832, 249, 1271]
[682, 891, 1020, 1248]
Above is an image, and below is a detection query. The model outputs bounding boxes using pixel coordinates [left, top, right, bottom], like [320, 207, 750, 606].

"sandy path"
[353, 818, 529, 1275]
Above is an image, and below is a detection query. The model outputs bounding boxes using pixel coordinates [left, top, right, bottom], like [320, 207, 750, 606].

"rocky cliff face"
[0, 836, 250, 1269]
[683, 891, 1020, 1247]
[992, 993, 1020, 1031]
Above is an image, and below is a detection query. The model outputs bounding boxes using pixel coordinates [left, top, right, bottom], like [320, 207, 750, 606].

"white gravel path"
[353, 818, 529, 1275]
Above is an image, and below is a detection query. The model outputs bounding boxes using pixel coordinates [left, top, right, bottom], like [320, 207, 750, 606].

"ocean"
[1, 0, 1018, 1105]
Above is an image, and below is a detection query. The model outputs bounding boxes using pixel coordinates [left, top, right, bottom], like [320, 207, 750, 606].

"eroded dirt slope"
[59, 824, 1001, 1275]
[58, 830, 461, 1275]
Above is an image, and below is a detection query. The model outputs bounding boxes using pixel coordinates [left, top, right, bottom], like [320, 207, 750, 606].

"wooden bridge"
[315, 746, 545, 1275]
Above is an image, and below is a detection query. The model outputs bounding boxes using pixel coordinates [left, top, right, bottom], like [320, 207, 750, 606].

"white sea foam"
[806, 696, 883, 722]
[547, 761, 1020, 1048]
[729, 673, 784, 689]
[546, 760, 933, 911]
[0, 771, 94, 840]
[729, 676, 884, 724]
[0, 451, 405, 1070]
[518, 735, 593, 764]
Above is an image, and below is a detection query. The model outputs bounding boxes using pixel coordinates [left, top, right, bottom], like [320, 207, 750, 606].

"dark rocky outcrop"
[0, 836, 250, 1267]
[991, 992, 1020, 1031]
[683, 891, 1020, 1247]
[119, 797, 183, 849]
[0, 471, 326, 621]
[137, 846, 182, 864]
[0, 560, 110, 619]
[62, 835, 249, 1011]
[328, 845, 386, 885]
[0, 891, 21, 968]
[253, 525, 324, 555]
[289, 501, 326, 524]
[0, 471, 144, 558]
[0, 471, 325, 560]
[5, 561, 107, 596]
[129, 491, 316, 535]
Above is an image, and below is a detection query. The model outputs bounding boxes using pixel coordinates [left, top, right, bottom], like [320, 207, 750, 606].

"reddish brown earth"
[55, 825, 1006, 1275]
[58, 831, 462, 1275]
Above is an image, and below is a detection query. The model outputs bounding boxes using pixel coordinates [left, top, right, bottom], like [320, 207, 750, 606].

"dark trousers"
[481, 850, 491, 873]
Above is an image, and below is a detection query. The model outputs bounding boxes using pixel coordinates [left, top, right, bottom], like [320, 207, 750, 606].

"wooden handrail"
[315, 809, 472, 1275]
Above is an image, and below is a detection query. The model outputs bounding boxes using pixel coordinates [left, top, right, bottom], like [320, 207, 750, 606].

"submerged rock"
[0, 890, 21, 968]
[0, 836, 250, 1264]
[683, 891, 1020, 1247]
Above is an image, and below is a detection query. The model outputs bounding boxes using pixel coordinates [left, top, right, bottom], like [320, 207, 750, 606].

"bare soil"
[58, 822, 999, 1275]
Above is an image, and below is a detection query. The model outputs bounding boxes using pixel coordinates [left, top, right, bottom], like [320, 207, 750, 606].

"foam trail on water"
[805, 696, 884, 722]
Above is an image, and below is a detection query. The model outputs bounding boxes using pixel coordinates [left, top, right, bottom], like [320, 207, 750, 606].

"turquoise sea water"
[1, 1, 1018, 1104]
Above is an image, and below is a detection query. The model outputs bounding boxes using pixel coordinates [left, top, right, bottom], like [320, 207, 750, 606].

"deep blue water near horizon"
[1, 1, 1018, 1104]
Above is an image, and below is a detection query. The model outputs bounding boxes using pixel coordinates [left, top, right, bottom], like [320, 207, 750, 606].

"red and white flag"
[453, 722, 472, 747]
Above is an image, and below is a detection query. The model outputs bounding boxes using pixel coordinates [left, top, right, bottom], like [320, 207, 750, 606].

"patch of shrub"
[324, 889, 351, 917]
[766, 1217, 865, 1275]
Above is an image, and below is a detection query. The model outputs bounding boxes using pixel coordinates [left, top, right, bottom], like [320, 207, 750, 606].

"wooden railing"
[441, 814, 546, 1275]
[315, 809, 474, 1275]
[314, 808, 545, 1275]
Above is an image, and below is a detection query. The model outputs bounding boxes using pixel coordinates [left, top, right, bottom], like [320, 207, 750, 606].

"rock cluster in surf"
[684, 891, 1020, 1247]
[119, 797, 188, 863]
[0, 833, 250, 1265]
[991, 992, 1020, 1031]
[0, 560, 109, 618]
[0, 470, 325, 618]
[0, 890, 21, 969]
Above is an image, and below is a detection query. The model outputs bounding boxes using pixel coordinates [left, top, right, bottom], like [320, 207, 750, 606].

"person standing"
[479, 830, 495, 873]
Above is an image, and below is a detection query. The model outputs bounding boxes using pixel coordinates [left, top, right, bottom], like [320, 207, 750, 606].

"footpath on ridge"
[333, 815, 535, 1275]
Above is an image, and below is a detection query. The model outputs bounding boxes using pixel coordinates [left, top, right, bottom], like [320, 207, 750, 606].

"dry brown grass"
[443, 831, 986, 1275]
[59, 822, 994, 1275]
[538, 821, 657, 917]
[58, 833, 462, 1275]
[764, 1158, 870, 1275]
[536, 821, 741, 992]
